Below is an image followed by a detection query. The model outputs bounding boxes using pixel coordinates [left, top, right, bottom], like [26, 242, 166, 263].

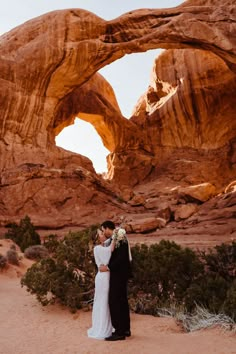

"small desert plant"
[6, 249, 19, 265]
[0, 254, 7, 269]
[24, 245, 49, 260]
[129, 292, 160, 316]
[5, 215, 41, 252]
[175, 305, 235, 332]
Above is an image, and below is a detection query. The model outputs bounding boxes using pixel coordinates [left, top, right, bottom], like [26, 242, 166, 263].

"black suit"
[108, 240, 131, 336]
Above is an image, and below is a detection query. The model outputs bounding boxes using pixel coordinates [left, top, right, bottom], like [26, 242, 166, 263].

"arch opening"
[55, 117, 109, 174]
[99, 49, 162, 118]
[54, 50, 165, 174]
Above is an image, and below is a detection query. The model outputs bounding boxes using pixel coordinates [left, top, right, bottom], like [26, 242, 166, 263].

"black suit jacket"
[108, 240, 131, 280]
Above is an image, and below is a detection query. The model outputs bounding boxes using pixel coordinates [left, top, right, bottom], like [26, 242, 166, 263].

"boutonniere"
[112, 228, 127, 248]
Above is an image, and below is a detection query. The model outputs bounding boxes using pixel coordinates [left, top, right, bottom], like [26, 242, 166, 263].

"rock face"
[0, 0, 236, 249]
[116, 48, 236, 188]
[133, 49, 236, 150]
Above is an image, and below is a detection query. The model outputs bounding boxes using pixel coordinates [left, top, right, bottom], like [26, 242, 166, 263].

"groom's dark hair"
[101, 220, 115, 230]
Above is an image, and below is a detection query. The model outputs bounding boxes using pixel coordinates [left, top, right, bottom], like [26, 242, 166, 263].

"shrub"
[6, 249, 19, 265]
[222, 280, 236, 321]
[129, 240, 236, 320]
[130, 240, 203, 306]
[21, 231, 236, 321]
[0, 254, 7, 269]
[21, 225, 98, 312]
[190, 241, 236, 316]
[129, 292, 160, 316]
[5, 215, 41, 252]
[201, 241, 236, 281]
[185, 274, 229, 313]
[21, 257, 57, 305]
[43, 234, 60, 254]
[24, 245, 49, 260]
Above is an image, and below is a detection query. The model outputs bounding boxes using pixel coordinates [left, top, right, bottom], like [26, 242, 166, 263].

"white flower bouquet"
[112, 227, 127, 248]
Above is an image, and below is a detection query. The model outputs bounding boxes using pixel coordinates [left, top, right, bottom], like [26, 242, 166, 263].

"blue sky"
[1, 0, 182, 172]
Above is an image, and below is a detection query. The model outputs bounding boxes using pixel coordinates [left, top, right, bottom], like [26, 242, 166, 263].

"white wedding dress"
[87, 244, 113, 339]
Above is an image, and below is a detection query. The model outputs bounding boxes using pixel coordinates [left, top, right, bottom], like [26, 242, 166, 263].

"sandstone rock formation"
[129, 48, 236, 188]
[0, 0, 235, 249]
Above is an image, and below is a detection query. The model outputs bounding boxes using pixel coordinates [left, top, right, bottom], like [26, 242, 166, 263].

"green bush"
[5, 215, 41, 252]
[129, 240, 236, 320]
[185, 274, 229, 313]
[195, 241, 236, 317]
[21, 231, 236, 321]
[21, 225, 97, 312]
[43, 234, 60, 254]
[201, 241, 236, 281]
[130, 240, 203, 307]
[222, 280, 236, 321]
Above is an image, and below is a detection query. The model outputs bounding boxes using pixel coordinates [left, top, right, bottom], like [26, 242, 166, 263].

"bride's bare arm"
[99, 240, 114, 272]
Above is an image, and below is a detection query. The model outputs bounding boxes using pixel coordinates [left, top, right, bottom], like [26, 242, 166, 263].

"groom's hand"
[99, 265, 109, 272]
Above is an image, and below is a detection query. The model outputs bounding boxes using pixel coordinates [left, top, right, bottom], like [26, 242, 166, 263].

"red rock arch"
[0, 0, 236, 231]
[1, 3, 235, 169]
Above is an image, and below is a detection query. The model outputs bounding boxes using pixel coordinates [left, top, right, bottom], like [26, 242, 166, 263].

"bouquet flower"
[112, 227, 127, 248]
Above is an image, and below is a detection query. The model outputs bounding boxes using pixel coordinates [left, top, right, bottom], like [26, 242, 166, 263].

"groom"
[99, 220, 131, 341]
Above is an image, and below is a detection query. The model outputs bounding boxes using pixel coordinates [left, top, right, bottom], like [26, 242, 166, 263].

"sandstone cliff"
[0, 0, 235, 249]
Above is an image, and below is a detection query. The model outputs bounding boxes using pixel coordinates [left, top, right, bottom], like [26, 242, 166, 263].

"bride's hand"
[99, 265, 109, 272]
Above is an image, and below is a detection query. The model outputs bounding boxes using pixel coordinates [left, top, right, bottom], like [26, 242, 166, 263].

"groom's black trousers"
[109, 274, 130, 335]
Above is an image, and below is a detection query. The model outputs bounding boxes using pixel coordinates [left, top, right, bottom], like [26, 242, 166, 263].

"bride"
[87, 229, 114, 339]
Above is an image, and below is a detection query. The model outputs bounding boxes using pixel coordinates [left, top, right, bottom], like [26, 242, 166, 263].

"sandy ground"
[0, 274, 235, 354]
[0, 239, 236, 354]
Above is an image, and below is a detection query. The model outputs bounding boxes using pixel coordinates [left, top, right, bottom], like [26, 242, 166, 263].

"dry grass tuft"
[157, 305, 236, 333]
